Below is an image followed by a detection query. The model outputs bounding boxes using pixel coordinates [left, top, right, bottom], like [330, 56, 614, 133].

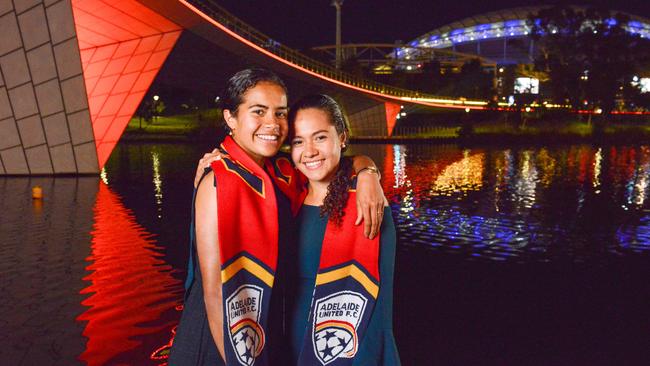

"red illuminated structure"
[71, 0, 181, 169]
[385, 102, 401, 136]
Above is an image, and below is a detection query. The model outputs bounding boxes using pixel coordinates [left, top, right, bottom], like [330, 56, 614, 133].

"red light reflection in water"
[609, 146, 639, 185]
[381, 145, 467, 200]
[77, 183, 183, 365]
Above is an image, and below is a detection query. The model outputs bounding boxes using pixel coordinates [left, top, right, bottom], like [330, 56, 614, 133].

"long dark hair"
[220, 68, 287, 132]
[288, 94, 351, 225]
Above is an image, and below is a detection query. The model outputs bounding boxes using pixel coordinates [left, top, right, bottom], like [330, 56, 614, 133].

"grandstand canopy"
[402, 5, 650, 53]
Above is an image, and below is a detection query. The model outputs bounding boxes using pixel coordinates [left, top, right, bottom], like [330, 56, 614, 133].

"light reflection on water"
[373, 143, 650, 262]
[0, 178, 183, 365]
[152, 151, 164, 219]
[78, 183, 183, 365]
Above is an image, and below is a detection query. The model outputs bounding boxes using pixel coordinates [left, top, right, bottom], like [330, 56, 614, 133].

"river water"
[2, 142, 649, 365]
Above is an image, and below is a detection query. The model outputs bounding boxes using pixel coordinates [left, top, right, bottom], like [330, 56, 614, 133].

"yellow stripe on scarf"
[315, 264, 378, 299]
[221, 256, 274, 287]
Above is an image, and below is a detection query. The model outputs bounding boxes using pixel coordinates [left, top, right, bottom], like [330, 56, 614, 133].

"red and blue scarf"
[298, 180, 380, 366]
[210, 136, 282, 365]
[190, 136, 380, 365]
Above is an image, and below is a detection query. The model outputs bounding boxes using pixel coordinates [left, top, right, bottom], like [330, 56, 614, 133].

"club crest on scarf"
[227, 285, 266, 366]
[312, 291, 368, 365]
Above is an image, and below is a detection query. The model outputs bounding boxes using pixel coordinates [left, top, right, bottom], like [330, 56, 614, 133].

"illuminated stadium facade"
[395, 6, 650, 67]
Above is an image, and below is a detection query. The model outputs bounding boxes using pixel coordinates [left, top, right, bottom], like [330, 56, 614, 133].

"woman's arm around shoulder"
[351, 155, 387, 239]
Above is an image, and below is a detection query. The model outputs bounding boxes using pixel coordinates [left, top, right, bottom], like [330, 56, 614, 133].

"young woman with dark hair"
[287, 94, 400, 365]
[168, 70, 386, 366]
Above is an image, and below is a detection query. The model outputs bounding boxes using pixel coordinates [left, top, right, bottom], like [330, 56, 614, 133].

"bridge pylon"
[0, 0, 181, 175]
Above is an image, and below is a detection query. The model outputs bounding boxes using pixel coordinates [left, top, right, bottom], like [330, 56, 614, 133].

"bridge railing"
[190, 0, 455, 101]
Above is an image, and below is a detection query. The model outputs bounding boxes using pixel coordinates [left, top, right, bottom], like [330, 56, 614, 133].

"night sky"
[153, 0, 650, 101]
[216, 0, 650, 49]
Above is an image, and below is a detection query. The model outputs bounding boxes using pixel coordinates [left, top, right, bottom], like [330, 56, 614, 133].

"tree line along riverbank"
[121, 108, 650, 144]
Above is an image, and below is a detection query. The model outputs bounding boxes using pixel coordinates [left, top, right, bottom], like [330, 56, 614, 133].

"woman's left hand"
[355, 171, 387, 239]
[194, 149, 226, 188]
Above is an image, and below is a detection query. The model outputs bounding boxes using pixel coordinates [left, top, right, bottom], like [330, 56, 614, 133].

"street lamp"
[152, 95, 160, 122]
[332, 0, 344, 69]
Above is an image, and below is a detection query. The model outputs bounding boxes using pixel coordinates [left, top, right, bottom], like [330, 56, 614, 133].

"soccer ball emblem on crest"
[314, 321, 357, 364]
[231, 319, 265, 366]
[312, 291, 367, 365]
[226, 285, 265, 366]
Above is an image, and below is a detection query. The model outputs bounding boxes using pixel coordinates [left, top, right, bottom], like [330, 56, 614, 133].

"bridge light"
[465, 107, 470, 113]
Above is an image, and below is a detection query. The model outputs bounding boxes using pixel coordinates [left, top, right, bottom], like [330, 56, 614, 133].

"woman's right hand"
[194, 149, 227, 188]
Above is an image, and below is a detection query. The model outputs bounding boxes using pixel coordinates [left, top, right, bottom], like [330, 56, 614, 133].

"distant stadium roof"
[401, 5, 650, 53]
